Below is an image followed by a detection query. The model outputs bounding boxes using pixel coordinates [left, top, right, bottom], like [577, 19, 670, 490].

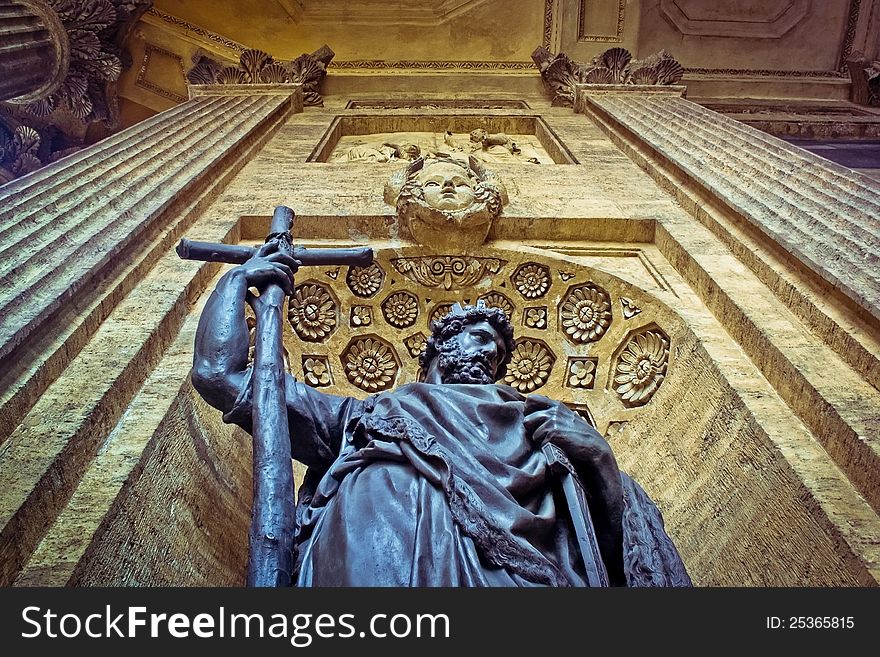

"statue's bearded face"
[436, 320, 506, 384]
[416, 162, 477, 211]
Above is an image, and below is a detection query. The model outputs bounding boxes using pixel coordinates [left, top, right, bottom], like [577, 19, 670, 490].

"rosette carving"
[614, 328, 670, 406]
[503, 339, 555, 392]
[288, 282, 337, 342]
[346, 263, 384, 298]
[381, 291, 419, 328]
[302, 356, 332, 387]
[512, 263, 551, 299]
[342, 336, 399, 392]
[477, 292, 514, 320]
[566, 357, 597, 390]
[560, 283, 612, 344]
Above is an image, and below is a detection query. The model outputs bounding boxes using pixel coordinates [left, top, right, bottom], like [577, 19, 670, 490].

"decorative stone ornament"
[503, 339, 555, 392]
[532, 46, 684, 107]
[614, 328, 670, 406]
[560, 283, 613, 344]
[384, 154, 508, 250]
[287, 282, 338, 342]
[342, 336, 399, 392]
[186, 45, 335, 106]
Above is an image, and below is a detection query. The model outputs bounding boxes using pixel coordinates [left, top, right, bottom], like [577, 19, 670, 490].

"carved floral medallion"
[288, 283, 337, 342]
[560, 284, 612, 343]
[503, 339, 555, 392]
[381, 291, 419, 328]
[347, 263, 384, 298]
[342, 336, 399, 392]
[614, 329, 670, 406]
[512, 263, 551, 299]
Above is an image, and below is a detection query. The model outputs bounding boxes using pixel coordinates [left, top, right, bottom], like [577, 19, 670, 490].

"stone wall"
[1, 83, 877, 586]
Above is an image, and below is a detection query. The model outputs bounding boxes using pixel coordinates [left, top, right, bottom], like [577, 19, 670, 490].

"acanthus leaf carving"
[531, 46, 684, 107]
[186, 45, 335, 106]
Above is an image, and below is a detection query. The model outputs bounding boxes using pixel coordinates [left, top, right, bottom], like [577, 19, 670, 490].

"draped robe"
[225, 378, 691, 587]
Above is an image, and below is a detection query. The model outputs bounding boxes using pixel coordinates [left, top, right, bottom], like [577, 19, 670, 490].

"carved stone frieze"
[186, 45, 334, 106]
[511, 262, 551, 299]
[288, 282, 338, 342]
[560, 283, 612, 344]
[341, 336, 399, 392]
[392, 256, 505, 291]
[381, 291, 419, 328]
[503, 339, 555, 392]
[613, 328, 670, 407]
[346, 263, 384, 298]
[532, 46, 683, 107]
[280, 249, 678, 422]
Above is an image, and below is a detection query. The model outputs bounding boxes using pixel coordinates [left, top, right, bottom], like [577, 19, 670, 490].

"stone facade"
[0, 73, 878, 587]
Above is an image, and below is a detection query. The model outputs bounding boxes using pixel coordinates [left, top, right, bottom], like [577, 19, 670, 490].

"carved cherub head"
[386, 154, 507, 250]
[420, 300, 516, 384]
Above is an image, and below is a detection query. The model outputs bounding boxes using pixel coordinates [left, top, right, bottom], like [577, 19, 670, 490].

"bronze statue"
[186, 213, 691, 586]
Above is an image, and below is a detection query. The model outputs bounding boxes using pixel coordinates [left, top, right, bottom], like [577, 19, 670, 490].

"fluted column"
[577, 87, 880, 325]
[0, 84, 302, 586]
[0, 0, 67, 102]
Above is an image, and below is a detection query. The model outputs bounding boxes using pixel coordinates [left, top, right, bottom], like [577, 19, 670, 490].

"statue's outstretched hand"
[236, 241, 301, 296]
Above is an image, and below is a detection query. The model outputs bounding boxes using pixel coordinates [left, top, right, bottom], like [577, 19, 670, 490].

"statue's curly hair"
[419, 304, 516, 381]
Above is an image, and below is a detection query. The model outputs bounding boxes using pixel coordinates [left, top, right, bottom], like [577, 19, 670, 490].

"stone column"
[0, 85, 302, 586]
[0, 0, 68, 102]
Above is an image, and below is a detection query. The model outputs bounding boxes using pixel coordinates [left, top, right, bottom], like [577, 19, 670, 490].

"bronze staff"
[177, 205, 373, 586]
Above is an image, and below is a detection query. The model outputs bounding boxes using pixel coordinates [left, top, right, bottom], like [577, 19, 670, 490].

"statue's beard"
[437, 340, 496, 384]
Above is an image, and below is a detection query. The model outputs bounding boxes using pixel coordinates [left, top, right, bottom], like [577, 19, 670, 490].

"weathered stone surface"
[579, 90, 880, 326]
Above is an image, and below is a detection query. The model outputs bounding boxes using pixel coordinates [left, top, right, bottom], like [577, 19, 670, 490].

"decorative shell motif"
[288, 283, 337, 341]
[503, 340, 555, 392]
[614, 329, 670, 406]
[512, 263, 551, 299]
[343, 337, 399, 392]
[560, 284, 612, 343]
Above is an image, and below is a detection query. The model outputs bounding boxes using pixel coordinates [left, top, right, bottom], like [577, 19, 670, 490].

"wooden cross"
[177, 205, 373, 586]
